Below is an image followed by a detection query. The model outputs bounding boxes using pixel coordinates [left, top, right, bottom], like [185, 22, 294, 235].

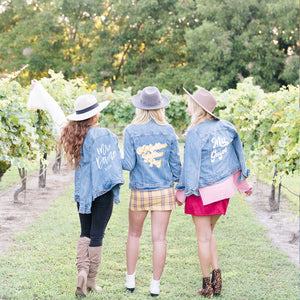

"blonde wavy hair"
[59, 115, 98, 168]
[187, 97, 214, 131]
[131, 108, 168, 125]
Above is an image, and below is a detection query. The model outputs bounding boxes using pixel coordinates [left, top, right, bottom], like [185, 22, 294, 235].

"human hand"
[245, 187, 253, 196]
[31, 79, 38, 88]
[175, 197, 183, 206]
[175, 189, 186, 206]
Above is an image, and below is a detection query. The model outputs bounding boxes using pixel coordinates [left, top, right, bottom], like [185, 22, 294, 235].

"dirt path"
[0, 161, 74, 254]
[0, 166, 298, 266]
[244, 179, 299, 266]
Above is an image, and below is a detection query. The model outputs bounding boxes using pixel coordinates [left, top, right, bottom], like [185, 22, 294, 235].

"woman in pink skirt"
[175, 87, 252, 298]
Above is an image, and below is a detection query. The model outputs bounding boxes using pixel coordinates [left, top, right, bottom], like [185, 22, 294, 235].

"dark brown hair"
[59, 115, 98, 168]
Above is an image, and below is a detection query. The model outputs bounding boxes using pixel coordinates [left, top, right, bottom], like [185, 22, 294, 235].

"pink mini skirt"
[185, 194, 229, 216]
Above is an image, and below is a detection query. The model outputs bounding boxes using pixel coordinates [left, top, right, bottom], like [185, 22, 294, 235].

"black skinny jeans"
[77, 190, 114, 247]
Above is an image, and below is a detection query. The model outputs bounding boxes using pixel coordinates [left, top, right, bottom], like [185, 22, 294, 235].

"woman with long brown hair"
[60, 94, 124, 297]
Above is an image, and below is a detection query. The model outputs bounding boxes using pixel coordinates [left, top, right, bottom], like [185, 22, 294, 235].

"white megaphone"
[28, 80, 68, 136]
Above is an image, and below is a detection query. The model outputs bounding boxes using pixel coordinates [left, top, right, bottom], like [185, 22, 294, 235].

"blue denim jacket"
[75, 127, 124, 214]
[176, 119, 250, 196]
[122, 120, 182, 190]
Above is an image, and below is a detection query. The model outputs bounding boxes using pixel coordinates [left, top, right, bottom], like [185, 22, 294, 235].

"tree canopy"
[0, 0, 298, 93]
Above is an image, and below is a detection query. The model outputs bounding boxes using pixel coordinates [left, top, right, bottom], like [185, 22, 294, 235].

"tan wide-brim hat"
[183, 87, 219, 120]
[67, 94, 110, 121]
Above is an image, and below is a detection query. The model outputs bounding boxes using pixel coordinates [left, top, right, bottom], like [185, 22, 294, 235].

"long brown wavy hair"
[59, 115, 98, 168]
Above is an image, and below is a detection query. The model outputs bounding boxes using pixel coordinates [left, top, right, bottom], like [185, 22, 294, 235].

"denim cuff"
[238, 169, 250, 182]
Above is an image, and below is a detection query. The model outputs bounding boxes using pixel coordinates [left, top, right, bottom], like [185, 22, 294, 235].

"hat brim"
[183, 87, 219, 120]
[132, 93, 170, 110]
[67, 100, 110, 121]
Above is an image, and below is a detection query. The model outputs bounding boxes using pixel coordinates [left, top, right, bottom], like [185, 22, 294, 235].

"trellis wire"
[1, 166, 299, 208]
[278, 183, 300, 211]
[0, 164, 49, 198]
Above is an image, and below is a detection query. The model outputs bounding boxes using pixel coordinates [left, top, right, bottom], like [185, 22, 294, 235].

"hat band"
[76, 102, 99, 114]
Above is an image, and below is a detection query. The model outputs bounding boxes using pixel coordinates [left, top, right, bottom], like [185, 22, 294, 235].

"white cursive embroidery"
[95, 144, 116, 170]
[211, 147, 228, 162]
[211, 136, 229, 148]
[210, 136, 229, 162]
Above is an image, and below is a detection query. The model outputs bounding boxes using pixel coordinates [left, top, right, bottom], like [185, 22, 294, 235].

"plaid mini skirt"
[129, 187, 176, 211]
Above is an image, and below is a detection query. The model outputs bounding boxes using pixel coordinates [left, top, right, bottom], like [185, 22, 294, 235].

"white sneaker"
[149, 278, 160, 297]
[125, 273, 135, 292]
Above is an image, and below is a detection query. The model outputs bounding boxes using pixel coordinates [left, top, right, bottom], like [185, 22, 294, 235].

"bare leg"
[210, 215, 221, 270]
[126, 210, 148, 275]
[151, 210, 172, 280]
[210, 234, 219, 270]
[192, 215, 212, 277]
[192, 214, 221, 276]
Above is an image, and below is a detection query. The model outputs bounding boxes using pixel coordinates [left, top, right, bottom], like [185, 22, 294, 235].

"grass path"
[0, 172, 298, 299]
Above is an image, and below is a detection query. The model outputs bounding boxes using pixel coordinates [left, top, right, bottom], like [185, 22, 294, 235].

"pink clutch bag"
[175, 190, 186, 204]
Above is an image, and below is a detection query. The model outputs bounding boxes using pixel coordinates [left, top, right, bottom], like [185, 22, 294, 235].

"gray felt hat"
[132, 86, 170, 110]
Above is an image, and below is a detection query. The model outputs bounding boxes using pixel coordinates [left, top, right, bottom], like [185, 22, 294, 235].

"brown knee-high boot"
[75, 237, 90, 297]
[87, 246, 103, 292]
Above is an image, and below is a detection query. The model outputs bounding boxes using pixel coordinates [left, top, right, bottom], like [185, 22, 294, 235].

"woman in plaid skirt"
[122, 86, 182, 297]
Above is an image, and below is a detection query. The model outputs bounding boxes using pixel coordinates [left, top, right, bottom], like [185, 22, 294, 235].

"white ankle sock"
[149, 278, 160, 295]
[125, 273, 135, 289]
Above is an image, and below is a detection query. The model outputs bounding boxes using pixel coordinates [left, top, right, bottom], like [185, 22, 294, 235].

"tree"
[183, 0, 299, 92]
[82, 0, 188, 93]
[0, 0, 298, 92]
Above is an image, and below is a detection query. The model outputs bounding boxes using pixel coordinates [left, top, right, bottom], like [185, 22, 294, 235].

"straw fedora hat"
[132, 86, 170, 110]
[183, 87, 219, 119]
[67, 94, 110, 121]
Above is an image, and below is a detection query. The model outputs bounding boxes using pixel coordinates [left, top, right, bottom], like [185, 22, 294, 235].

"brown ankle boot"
[197, 277, 213, 298]
[211, 268, 222, 295]
[75, 237, 90, 297]
[87, 246, 103, 292]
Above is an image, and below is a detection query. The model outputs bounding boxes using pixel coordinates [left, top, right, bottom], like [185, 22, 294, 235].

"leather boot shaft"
[75, 237, 90, 297]
[87, 246, 103, 291]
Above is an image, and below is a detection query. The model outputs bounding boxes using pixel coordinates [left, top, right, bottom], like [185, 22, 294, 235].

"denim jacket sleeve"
[176, 130, 202, 196]
[122, 128, 136, 171]
[112, 184, 121, 204]
[232, 129, 250, 182]
[169, 136, 182, 182]
[111, 134, 123, 204]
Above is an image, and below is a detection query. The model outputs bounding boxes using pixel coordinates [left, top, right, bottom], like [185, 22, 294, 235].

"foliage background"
[0, 1, 298, 298]
[1, 71, 299, 193]
[0, 0, 298, 93]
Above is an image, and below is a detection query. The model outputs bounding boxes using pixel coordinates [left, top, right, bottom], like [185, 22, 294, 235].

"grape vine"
[0, 72, 298, 209]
